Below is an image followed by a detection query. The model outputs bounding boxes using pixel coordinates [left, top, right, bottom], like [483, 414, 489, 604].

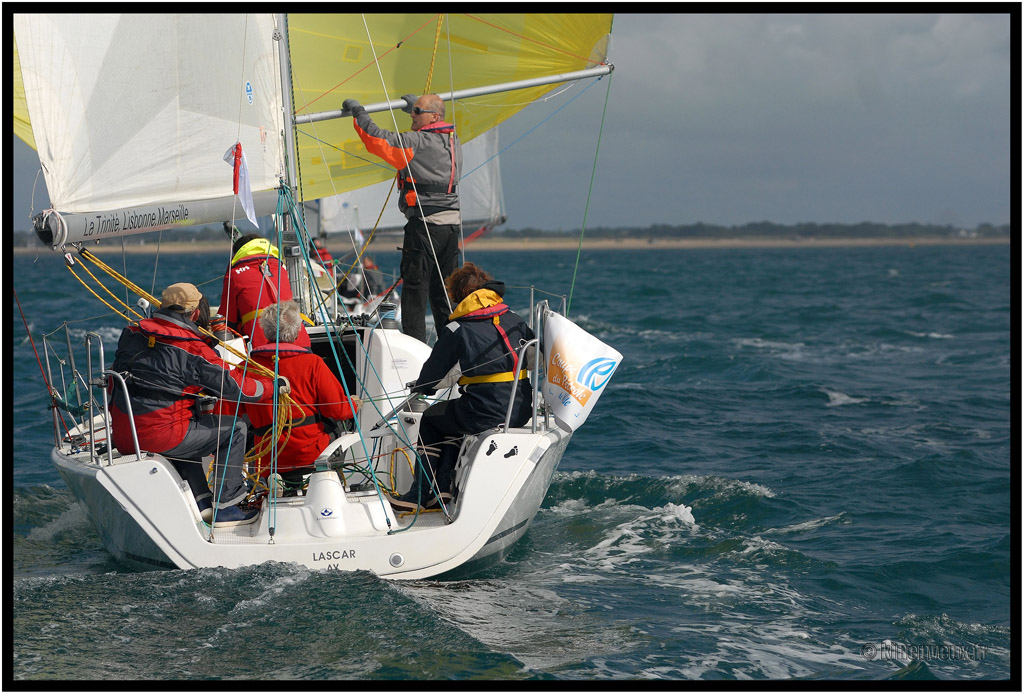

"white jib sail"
[542, 311, 623, 432]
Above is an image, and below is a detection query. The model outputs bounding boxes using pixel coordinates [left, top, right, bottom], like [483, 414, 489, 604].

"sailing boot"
[390, 466, 432, 511]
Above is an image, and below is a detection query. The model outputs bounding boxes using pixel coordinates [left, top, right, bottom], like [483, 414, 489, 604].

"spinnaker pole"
[295, 64, 615, 125]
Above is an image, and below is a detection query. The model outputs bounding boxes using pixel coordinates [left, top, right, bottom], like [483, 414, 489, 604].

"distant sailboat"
[14, 13, 620, 579]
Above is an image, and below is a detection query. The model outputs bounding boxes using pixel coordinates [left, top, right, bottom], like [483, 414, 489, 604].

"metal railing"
[501, 300, 554, 434]
[41, 324, 143, 466]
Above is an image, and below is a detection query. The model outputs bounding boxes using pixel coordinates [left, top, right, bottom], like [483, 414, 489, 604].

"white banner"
[542, 311, 622, 432]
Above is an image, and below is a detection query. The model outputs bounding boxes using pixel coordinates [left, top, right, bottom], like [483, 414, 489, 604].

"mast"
[274, 13, 312, 317]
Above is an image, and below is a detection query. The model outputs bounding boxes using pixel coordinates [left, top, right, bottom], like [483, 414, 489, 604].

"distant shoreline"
[13, 235, 1010, 255]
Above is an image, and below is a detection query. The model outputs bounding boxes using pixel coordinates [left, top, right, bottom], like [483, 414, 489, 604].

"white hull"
[54, 425, 569, 579]
[43, 307, 603, 580]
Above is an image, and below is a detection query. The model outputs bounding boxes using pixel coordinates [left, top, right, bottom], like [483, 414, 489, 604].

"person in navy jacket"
[393, 263, 534, 510]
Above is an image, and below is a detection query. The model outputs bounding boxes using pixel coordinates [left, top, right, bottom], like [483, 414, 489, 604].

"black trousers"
[414, 399, 469, 495]
[400, 217, 460, 343]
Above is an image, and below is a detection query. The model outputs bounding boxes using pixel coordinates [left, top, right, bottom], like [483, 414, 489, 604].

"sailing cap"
[160, 283, 202, 313]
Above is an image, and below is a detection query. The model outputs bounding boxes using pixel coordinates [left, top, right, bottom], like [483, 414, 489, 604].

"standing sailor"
[342, 93, 463, 343]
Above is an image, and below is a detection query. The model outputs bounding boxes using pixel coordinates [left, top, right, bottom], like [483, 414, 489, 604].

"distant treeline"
[12, 220, 1011, 247]
[500, 221, 1011, 240]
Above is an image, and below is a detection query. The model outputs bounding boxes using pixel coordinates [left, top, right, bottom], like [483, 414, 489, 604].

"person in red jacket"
[109, 282, 287, 526]
[313, 238, 334, 266]
[220, 234, 310, 349]
[245, 299, 360, 494]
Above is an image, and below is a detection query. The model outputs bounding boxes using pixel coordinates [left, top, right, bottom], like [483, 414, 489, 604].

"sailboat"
[14, 13, 620, 579]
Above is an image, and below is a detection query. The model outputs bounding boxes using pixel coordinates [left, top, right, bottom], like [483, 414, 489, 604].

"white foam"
[905, 329, 954, 339]
[230, 568, 314, 613]
[400, 578, 641, 671]
[26, 502, 90, 542]
[767, 513, 849, 535]
[823, 388, 868, 407]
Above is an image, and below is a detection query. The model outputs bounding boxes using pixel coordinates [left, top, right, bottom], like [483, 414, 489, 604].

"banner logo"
[578, 357, 618, 392]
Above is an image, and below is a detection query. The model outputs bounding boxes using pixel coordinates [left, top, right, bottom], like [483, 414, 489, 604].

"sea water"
[11, 242, 1012, 681]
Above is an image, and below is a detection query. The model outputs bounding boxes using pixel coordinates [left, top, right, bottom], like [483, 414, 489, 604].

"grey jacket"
[353, 110, 462, 219]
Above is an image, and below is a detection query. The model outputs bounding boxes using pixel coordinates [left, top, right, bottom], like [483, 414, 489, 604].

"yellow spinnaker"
[287, 13, 612, 203]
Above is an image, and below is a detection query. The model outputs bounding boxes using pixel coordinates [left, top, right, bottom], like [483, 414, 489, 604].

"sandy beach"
[14, 235, 1010, 256]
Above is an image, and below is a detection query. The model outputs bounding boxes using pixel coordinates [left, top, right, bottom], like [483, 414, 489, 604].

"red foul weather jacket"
[109, 310, 274, 455]
[245, 343, 359, 473]
[220, 239, 310, 349]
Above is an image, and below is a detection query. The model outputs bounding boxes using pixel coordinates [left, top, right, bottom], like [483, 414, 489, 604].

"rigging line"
[463, 14, 607, 66]
[69, 258, 145, 323]
[567, 70, 613, 318]
[468, 77, 601, 177]
[216, 17, 250, 459]
[278, 190, 373, 430]
[294, 127, 394, 170]
[331, 180, 395, 297]
[120, 239, 130, 312]
[233, 15, 250, 149]
[149, 230, 164, 299]
[423, 13, 443, 93]
[14, 285, 56, 400]
[296, 14, 443, 113]
[77, 248, 153, 301]
[439, 14, 468, 267]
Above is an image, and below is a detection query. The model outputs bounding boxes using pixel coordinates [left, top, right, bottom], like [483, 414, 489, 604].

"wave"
[823, 389, 869, 407]
[766, 513, 851, 535]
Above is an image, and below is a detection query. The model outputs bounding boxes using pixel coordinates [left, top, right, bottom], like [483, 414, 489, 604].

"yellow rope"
[65, 264, 141, 324]
[423, 14, 445, 93]
[69, 261, 146, 322]
[386, 446, 416, 495]
[73, 246, 303, 481]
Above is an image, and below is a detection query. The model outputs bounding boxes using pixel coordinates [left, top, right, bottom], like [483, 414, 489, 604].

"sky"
[12, 12, 1013, 234]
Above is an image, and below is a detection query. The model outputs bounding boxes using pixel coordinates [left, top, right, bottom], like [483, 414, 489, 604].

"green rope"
[53, 381, 89, 418]
[567, 71, 614, 318]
